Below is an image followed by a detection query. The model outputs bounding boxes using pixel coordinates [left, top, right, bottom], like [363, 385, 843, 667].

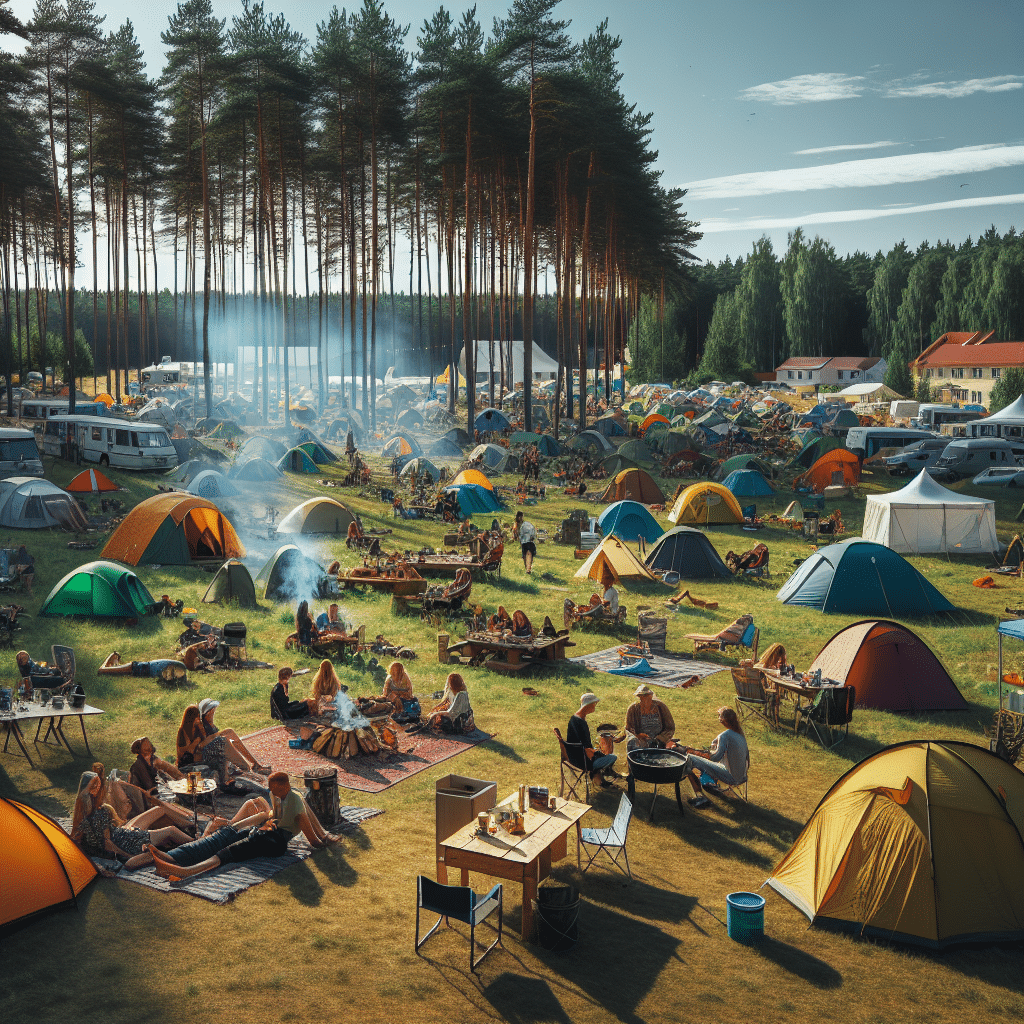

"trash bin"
[726, 891, 765, 943]
[304, 767, 340, 827]
[533, 884, 580, 952]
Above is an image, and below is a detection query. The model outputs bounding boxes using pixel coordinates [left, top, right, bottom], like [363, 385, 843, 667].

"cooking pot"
[627, 747, 688, 785]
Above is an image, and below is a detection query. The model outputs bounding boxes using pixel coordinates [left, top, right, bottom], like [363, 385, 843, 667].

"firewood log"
[329, 731, 346, 759]
[356, 727, 380, 754]
[347, 730, 360, 758]
[312, 729, 335, 755]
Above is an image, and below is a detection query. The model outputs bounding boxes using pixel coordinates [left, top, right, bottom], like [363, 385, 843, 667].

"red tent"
[66, 468, 119, 494]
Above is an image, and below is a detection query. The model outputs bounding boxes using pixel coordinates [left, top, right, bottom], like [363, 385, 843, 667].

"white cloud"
[698, 194, 1024, 233]
[885, 75, 1023, 98]
[685, 144, 1024, 200]
[795, 141, 900, 155]
[740, 73, 865, 105]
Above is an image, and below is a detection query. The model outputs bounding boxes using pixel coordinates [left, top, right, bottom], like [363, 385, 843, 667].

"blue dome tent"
[474, 407, 511, 432]
[598, 500, 663, 544]
[721, 469, 775, 497]
[444, 483, 504, 515]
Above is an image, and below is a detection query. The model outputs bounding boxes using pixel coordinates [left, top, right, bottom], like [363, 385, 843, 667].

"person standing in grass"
[515, 510, 537, 575]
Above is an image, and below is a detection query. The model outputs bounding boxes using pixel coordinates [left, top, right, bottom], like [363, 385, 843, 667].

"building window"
[926, 368, 933, 378]
[992, 367, 1001, 378]
[951, 368, 964, 379]
[972, 367, 982, 378]
[797, 371, 803, 380]
[837, 371, 843, 380]
[850, 370, 860, 379]
[787, 370, 793, 379]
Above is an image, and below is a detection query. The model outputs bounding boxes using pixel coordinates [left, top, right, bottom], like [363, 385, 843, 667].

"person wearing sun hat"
[566, 692, 618, 788]
[625, 684, 677, 752]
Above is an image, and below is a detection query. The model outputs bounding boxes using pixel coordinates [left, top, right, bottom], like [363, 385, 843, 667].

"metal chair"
[577, 793, 633, 878]
[553, 727, 590, 804]
[731, 668, 778, 731]
[707, 751, 750, 802]
[415, 875, 503, 973]
[798, 686, 856, 749]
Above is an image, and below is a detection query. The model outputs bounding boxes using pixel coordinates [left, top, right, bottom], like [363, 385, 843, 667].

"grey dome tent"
[231, 457, 283, 482]
[0, 478, 88, 531]
[202, 559, 258, 607]
[255, 545, 330, 602]
[644, 526, 731, 579]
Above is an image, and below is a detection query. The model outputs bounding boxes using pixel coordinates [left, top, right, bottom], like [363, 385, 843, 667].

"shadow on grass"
[481, 974, 572, 1024]
[754, 935, 843, 989]
[489, 577, 539, 594]
[479, 736, 527, 763]
[568, 872, 699, 925]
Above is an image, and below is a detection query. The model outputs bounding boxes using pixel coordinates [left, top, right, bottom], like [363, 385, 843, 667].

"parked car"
[883, 438, 951, 476]
[928, 438, 1024, 482]
[971, 467, 1024, 487]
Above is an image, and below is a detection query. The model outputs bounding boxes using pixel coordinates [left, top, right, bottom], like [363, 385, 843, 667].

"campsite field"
[1, 444, 1022, 1024]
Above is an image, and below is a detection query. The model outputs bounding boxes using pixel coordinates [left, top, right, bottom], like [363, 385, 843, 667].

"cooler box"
[435, 775, 497, 862]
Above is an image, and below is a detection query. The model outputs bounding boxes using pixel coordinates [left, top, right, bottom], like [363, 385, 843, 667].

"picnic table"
[760, 669, 824, 729]
[1, 702, 104, 768]
[438, 794, 590, 941]
[446, 631, 575, 675]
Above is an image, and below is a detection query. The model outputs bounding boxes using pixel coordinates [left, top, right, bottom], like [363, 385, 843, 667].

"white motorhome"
[846, 426, 936, 460]
[0, 427, 44, 479]
[928, 438, 1024, 482]
[43, 416, 177, 470]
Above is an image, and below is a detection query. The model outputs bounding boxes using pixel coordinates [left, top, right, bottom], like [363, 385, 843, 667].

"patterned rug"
[569, 647, 728, 689]
[241, 724, 492, 793]
[59, 805, 383, 904]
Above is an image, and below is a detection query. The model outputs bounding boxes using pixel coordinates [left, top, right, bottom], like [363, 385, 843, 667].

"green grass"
[1, 442, 1022, 1024]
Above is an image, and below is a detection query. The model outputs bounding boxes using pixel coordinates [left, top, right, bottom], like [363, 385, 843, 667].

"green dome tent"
[255, 545, 329, 602]
[277, 447, 319, 473]
[202, 559, 258, 607]
[41, 560, 157, 618]
[296, 440, 336, 465]
[777, 538, 955, 616]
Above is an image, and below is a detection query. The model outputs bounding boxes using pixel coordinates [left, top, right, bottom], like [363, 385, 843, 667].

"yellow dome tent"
[574, 535, 660, 583]
[435, 366, 467, 387]
[102, 493, 245, 565]
[667, 482, 744, 525]
[450, 469, 494, 491]
[1, 798, 98, 929]
[766, 740, 1024, 948]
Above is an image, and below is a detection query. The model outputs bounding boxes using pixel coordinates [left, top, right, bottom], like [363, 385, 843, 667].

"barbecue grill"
[626, 748, 688, 821]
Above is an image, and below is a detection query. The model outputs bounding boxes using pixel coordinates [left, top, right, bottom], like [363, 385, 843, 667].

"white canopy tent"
[459, 340, 559, 382]
[862, 469, 998, 554]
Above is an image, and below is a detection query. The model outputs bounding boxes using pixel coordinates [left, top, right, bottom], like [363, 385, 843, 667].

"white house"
[774, 356, 886, 388]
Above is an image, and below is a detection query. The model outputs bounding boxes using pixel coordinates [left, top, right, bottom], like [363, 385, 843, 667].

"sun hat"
[633, 684, 654, 697]
[579, 692, 600, 709]
[198, 698, 220, 717]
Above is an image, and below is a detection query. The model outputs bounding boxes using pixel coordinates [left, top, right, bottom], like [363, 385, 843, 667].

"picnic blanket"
[569, 647, 727, 689]
[240, 724, 492, 793]
[58, 805, 383, 904]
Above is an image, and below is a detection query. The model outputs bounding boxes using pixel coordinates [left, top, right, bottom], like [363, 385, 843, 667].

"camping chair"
[577, 793, 633, 879]
[797, 686, 856, 749]
[727, 543, 770, 578]
[415, 875, 503, 973]
[51, 645, 76, 694]
[706, 751, 750, 802]
[685, 617, 759, 662]
[731, 667, 777, 731]
[553, 727, 590, 804]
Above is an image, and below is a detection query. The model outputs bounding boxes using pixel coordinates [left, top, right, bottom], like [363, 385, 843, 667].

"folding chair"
[553, 727, 590, 804]
[577, 793, 633, 878]
[731, 668, 777, 731]
[707, 752, 750, 802]
[415, 876, 502, 973]
[51, 645, 76, 694]
[798, 686, 856, 749]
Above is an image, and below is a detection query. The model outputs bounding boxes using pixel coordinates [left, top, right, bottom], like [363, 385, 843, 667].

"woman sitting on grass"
[309, 660, 342, 712]
[179, 699, 270, 793]
[382, 660, 414, 714]
[427, 673, 473, 734]
[128, 736, 184, 795]
[71, 771, 193, 870]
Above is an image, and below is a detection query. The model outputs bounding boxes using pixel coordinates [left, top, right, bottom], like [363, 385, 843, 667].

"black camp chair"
[797, 686, 856, 749]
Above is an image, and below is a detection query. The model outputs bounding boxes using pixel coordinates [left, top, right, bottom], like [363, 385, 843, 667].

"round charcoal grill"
[627, 748, 688, 821]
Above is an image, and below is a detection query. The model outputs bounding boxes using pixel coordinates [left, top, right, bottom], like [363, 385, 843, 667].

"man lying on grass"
[148, 771, 340, 880]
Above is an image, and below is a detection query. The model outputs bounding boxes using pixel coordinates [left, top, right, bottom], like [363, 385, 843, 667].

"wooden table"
[439, 795, 590, 941]
[446, 631, 575, 675]
[1, 702, 104, 768]
[760, 670, 822, 729]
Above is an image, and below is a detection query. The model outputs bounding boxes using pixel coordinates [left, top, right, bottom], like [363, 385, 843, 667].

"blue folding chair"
[415, 876, 503, 973]
[577, 793, 633, 879]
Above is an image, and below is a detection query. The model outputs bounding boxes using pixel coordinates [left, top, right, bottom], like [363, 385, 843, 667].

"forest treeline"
[0, 0, 701, 430]
[629, 227, 1023, 395]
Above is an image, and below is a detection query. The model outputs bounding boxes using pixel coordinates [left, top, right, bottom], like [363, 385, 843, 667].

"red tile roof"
[916, 339, 1024, 367]
[776, 357, 829, 369]
[827, 357, 882, 370]
[775, 356, 881, 371]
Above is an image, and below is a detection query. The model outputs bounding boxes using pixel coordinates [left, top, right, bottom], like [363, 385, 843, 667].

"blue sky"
[5, 0, 1022, 266]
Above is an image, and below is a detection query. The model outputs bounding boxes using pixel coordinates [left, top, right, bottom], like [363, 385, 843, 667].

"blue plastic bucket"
[726, 891, 765, 943]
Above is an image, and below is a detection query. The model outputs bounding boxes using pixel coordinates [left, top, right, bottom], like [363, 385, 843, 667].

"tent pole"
[997, 631, 1003, 749]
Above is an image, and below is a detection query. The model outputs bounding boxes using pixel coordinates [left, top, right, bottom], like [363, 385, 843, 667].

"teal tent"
[537, 434, 566, 457]
[428, 437, 463, 459]
[296, 440, 336, 464]
[592, 416, 626, 437]
[400, 457, 440, 480]
[41, 561, 156, 618]
[598, 500, 663, 544]
[789, 435, 844, 469]
[721, 469, 774, 497]
[777, 538, 955, 615]
[277, 448, 319, 473]
[716, 454, 774, 481]
[186, 470, 241, 499]
[444, 483, 503, 515]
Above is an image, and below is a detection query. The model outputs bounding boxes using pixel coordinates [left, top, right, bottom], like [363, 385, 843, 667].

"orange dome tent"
[94, 393, 115, 407]
[1, 798, 98, 929]
[640, 413, 671, 434]
[102, 493, 244, 565]
[66, 468, 119, 494]
[600, 468, 665, 504]
[797, 449, 861, 492]
[450, 469, 494, 491]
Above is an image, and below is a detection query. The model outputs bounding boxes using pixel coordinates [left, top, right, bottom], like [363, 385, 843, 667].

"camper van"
[912, 404, 976, 432]
[0, 428, 44, 479]
[928, 438, 1024, 482]
[846, 426, 936, 460]
[19, 398, 108, 423]
[882, 438, 950, 476]
[43, 416, 177, 470]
